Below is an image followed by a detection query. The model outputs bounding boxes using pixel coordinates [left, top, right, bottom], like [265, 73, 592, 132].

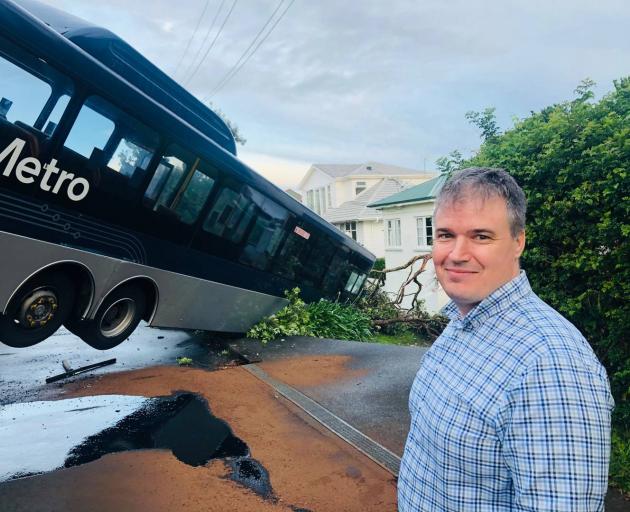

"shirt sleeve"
[499, 352, 613, 512]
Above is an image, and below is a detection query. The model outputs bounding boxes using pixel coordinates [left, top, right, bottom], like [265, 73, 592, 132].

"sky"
[40, 0, 630, 189]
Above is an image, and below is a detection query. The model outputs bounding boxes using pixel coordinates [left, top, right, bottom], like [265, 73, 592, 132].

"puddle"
[65, 393, 248, 468]
[1, 392, 273, 499]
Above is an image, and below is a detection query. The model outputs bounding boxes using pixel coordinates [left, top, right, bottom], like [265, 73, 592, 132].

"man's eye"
[475, 234, 490, 240]
[437, 233, 452, 239]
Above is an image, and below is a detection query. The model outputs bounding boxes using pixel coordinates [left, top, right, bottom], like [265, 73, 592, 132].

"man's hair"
[435, 167, 527, 238]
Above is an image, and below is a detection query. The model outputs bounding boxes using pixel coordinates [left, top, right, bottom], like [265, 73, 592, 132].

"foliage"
[465, 107, 500, 142]
[247, 288, 311, 342]
[247, 288, 372, 343]
[176, 357, 193, 366]
[461, 77, 630, 433]
[609, 429, 630, 494]
[611, 368, 630, 434]
[307, 300, 373, 341]
[369, 257, 386, 278]
[207, 101, 247, 146]
[356, 288, 448, 340]
[357, 288, 403, 334]
[436, 150, 464, 174]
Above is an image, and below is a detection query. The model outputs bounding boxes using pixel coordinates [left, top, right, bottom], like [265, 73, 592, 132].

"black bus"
[0, 0, 374, 350]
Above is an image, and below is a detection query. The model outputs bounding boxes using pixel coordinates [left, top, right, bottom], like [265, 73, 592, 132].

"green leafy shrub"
[369, 257, 386, 279]
[464, 78, 630, 430]
[609, 429, 630, 493]
[247, 288, 311, 343]
[247, 288, 373, 343]
[307, 299, 373, 341]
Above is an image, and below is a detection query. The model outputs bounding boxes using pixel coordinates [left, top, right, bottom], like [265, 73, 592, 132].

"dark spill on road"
[65, 393, 246, 467]
[63, 392, 273, 498]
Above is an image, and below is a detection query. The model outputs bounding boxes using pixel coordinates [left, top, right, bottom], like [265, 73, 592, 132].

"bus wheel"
[72, 284, 146, 350]
[0, 272, 76, 348]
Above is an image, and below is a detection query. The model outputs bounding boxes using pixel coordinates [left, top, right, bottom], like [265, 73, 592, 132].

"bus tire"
[0, 272, 76, 348]
[70, 284, 146, 350]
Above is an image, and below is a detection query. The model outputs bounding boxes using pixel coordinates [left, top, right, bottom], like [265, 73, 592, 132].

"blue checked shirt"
[398, 271, 614, 511]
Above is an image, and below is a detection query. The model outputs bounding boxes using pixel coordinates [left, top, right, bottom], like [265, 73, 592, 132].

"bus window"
[0, 36, 74, 155]
[321, 247, 351, 297]
[239, 197, 289, 271]
[203, 184, 259, 244]
[299, 233, 336, 288]
[64, 101, 114, 158]
[64, 96, 158, 189]
[344, 272, 360, 292]
[171, 163, 218, 225]
[145, 149, 191, 209]
[271, 229, 306, 280]
[351, 273, 366, 294]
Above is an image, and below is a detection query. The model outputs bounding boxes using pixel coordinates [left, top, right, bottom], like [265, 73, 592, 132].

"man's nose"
[448, 236, 470, 262]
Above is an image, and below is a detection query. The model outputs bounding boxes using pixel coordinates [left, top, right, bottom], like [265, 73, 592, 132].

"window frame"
[386, 218, 402, 248]
[415, 216, 433, 248]
[355, 181, 367, 196]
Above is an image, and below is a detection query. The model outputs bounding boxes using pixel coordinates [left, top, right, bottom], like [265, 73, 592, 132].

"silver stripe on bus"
[0, 230, 288, 333]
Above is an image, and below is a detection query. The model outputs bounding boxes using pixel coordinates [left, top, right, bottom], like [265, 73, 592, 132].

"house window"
[327, 185, 333, 208]
[386, 219, 401, 247]
[416, 216, 433, 247]
[340, 221, 357, 240]
[355, 181, 367, 196]
[306, 190, 314, 209]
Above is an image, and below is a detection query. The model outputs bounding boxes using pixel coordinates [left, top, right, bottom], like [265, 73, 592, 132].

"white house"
[297, 162, 437, 257]
[325, 178, 411, 257]
[368, 174, 449, 314]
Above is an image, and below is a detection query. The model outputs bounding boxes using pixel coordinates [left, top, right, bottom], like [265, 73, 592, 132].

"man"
[398, 167, 613, 511]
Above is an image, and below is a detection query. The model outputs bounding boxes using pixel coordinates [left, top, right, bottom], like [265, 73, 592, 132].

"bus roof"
[16, 0, 237, 156]
[3, 0, 375, 265]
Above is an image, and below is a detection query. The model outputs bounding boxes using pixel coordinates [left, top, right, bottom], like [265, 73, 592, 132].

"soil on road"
[0, 363, 398, 512]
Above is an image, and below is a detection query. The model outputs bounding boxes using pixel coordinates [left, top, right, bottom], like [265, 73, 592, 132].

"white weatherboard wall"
[362, 219, 385, 258]
[381, 201, 449, 313]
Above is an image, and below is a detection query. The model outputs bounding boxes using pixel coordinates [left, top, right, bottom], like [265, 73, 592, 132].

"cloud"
[41, 0, 630, 177]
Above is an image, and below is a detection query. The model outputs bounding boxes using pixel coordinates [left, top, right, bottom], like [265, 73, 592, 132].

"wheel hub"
[19, 290, 58, 328]
[99, 298, 136, 338]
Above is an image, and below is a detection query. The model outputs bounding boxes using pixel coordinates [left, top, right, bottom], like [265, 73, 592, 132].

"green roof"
[368, 174, 446, 208]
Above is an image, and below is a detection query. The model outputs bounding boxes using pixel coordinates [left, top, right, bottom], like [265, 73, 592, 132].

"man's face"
[433, 193, 525, 316]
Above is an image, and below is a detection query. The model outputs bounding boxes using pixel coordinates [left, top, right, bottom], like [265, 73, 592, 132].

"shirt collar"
[441, 270, 532, 330]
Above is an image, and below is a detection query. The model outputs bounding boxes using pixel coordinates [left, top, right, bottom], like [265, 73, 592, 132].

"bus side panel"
[0, 230, 287, 333]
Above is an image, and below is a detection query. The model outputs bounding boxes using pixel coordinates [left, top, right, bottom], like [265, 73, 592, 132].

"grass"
[373, 332, 432, 347]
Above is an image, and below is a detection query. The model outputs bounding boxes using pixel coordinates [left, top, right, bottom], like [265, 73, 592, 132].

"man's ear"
[515, 230, 526, 259]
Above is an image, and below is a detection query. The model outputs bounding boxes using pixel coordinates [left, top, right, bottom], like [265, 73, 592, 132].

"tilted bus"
[0, 0, 374, 350]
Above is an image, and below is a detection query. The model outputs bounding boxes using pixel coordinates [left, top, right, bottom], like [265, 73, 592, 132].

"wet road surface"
[0, 326, 398, 511]
[0, 323, 234, 405]
[0, 328, 626, 510]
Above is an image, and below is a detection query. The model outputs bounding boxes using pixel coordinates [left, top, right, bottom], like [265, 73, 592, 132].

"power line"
[205, 0, 295, 100]
[180, 0, 226, 85]
[172, 0, 210, 79]
[184, 0, 239, 86]
[203, 0, 286, 99]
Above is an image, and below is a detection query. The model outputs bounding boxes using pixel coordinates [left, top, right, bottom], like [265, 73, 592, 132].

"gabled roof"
[324, 178, 411, 223]
[368, 174, 447, 208]
[298, 161, 432, 190]
[315, 161, 427, 178]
